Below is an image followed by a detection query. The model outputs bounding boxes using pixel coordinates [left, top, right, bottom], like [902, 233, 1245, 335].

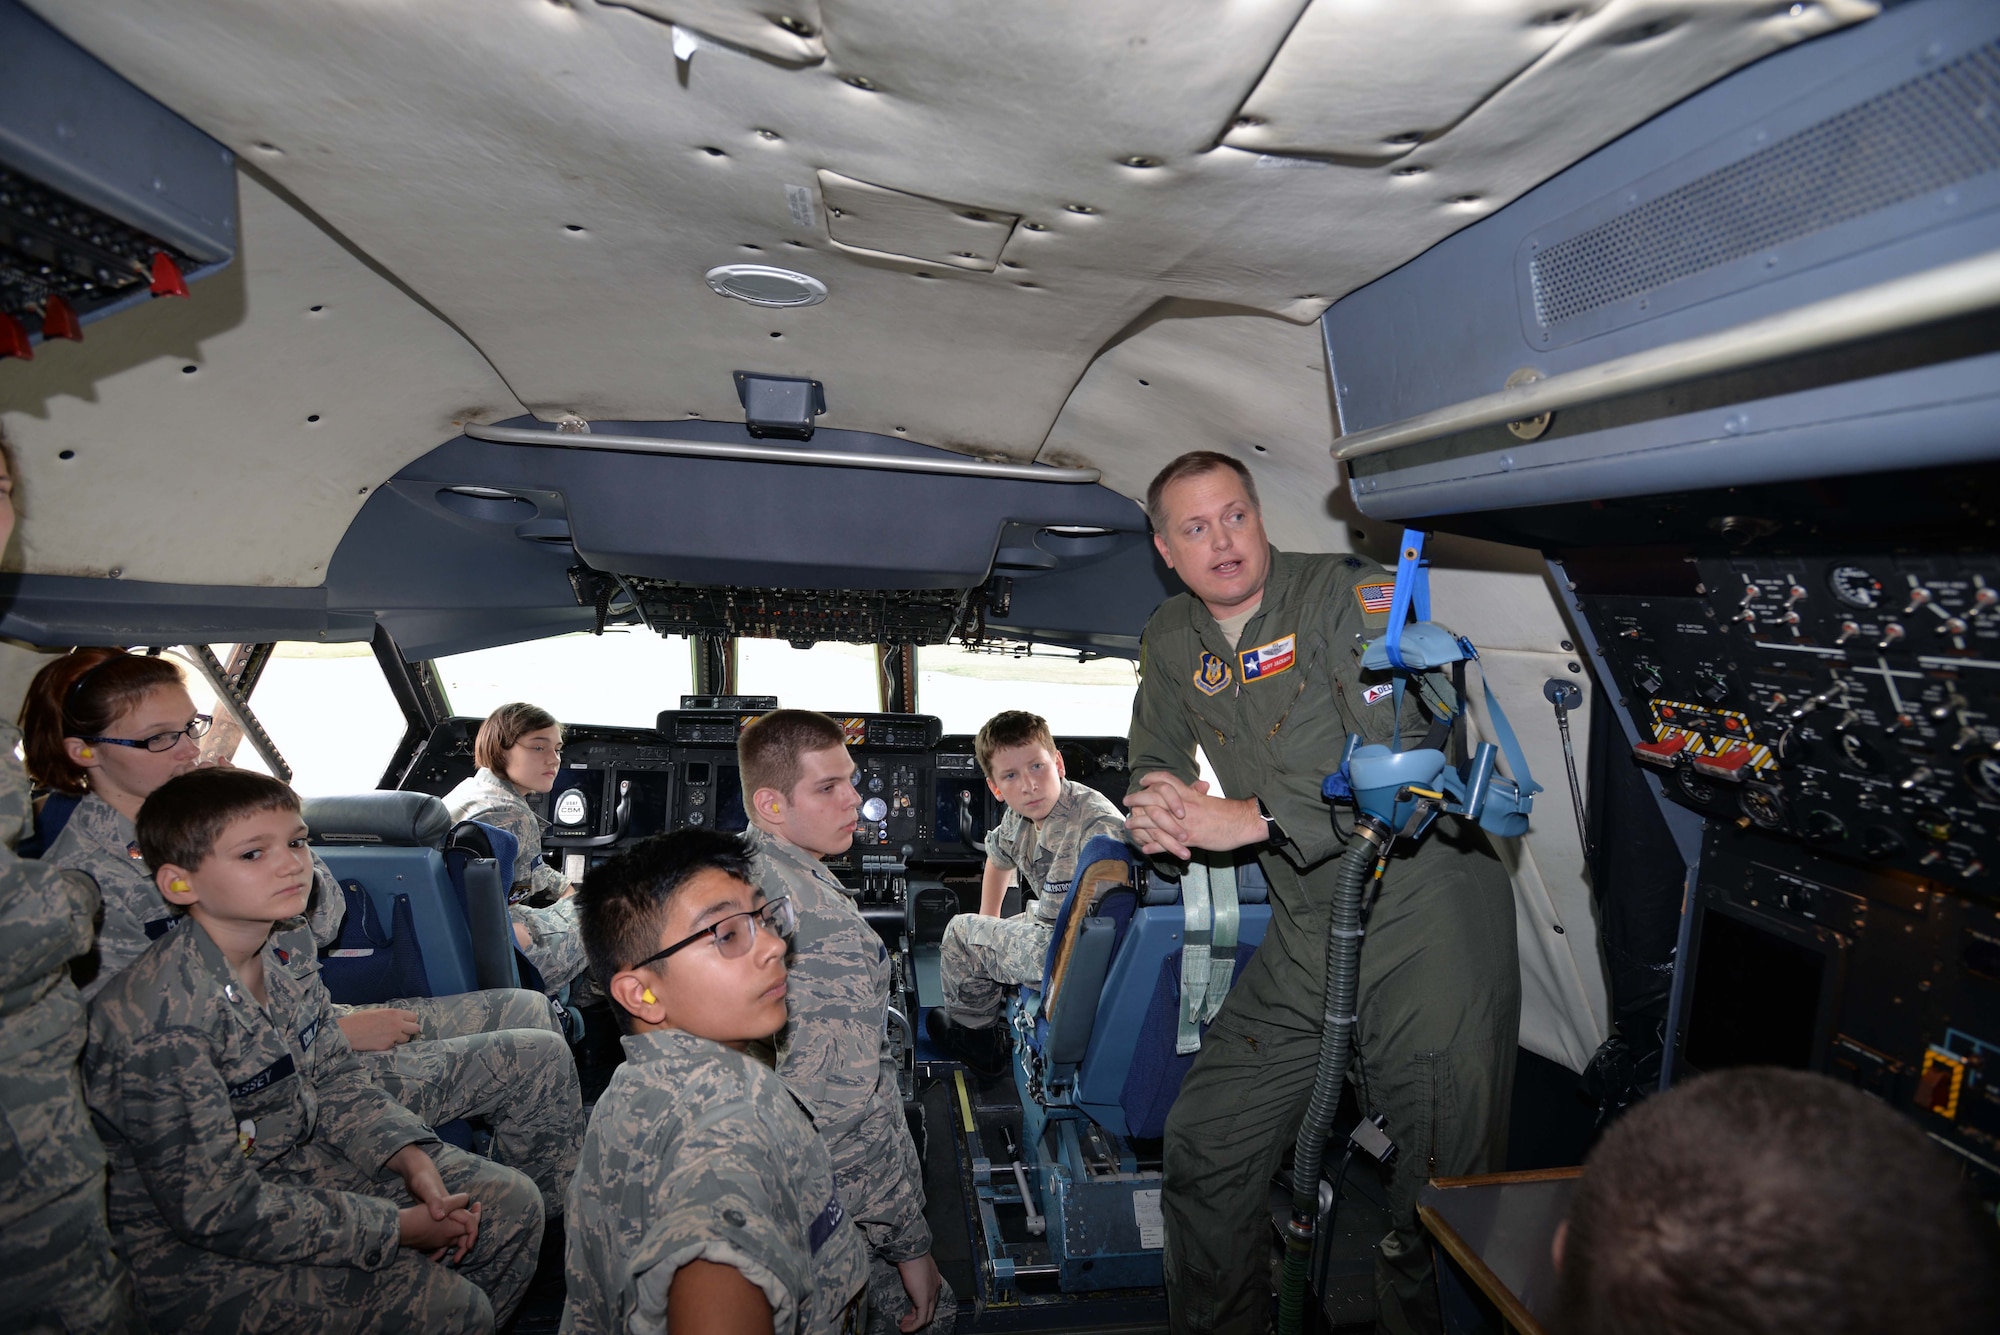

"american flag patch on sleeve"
[1354, 582, 1395, 615]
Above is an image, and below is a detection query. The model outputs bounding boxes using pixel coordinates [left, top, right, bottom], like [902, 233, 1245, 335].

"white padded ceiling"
[9, 0, 1875, 587]
[0, 174, 522, 586]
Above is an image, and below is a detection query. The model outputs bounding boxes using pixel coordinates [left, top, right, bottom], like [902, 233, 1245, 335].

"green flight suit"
[1127, 547, 1519, 1335]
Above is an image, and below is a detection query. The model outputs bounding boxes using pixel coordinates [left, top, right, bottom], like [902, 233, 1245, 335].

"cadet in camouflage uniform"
[53, 793, 583, 1217]
[932, 707, 1128, 1031]
[444, 764, 590, 992]
[86, 914, 544, 1333]
[564, 1026, 870, 1334]
[0, 722, 139, 1334]
[740, 711, 953, 1335]
[565, 825, 868, 1334]
[1124, 455, 1516, 1335]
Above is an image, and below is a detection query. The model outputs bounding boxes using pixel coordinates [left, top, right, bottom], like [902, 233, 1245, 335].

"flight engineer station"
[3, 0, 2000, 1333]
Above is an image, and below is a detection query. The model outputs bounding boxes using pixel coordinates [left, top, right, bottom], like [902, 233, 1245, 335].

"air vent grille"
[1530, 40, 2000, 329]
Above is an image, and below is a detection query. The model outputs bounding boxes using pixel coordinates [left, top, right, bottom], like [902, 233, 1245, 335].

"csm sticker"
[1354, 582, 1395, 616]
[1239, 633, 1296, 683]
[1362, 682, 1395, 706]
[1193, 651, 1232, 696]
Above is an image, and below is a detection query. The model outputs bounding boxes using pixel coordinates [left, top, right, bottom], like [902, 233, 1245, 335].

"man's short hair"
[975, 710, 1057, 780]
[474, 702, 560, 771]
[1143, 450, 1260, 532]
[738, 709, 847, 810]
[136, 769, 303, 873]
[577, 829, 758, 1019]
[1554, 1066, 1998, 1335]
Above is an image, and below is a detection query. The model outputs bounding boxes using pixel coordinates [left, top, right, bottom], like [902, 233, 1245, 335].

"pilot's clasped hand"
[1122, 771, 1266, 860]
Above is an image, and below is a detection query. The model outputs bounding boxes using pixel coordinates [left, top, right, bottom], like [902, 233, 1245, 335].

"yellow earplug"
[641, 988, 657, 1005]
[79, 747, 93, 758]
[170, 879, 189, 892]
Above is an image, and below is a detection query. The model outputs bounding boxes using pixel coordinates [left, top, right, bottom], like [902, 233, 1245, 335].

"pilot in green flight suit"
[1122, 453, 1519, 1335]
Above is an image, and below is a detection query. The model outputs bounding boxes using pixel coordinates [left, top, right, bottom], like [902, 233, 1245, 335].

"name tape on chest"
[1192, 650, 1232, 696]
[1239, 633, 1296, 683]
[228, 1053, 297, 1101]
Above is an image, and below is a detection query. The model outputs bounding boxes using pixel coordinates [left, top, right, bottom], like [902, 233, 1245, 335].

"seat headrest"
[1144, 855, 1271, 905]
[304, 792, 452, 849]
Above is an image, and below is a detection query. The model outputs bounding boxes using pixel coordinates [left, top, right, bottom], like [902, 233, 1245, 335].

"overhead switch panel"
[0, 0, 236, 348]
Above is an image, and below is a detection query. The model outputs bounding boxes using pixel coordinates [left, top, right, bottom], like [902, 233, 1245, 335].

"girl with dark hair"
[444, 702, 591, 994]
[0, 436, 141, 1332]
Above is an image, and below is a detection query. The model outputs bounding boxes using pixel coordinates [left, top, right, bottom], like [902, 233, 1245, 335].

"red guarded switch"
[1692, 746, 1757, 781]
[149, 251, 189, 298]
[40, 295, 82, 341]
[0, 313, 32, 360]
[1633, 733, 1690, 768]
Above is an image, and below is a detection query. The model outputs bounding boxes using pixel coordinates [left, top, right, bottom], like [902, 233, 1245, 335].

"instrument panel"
[1592, 553, 2000, 897]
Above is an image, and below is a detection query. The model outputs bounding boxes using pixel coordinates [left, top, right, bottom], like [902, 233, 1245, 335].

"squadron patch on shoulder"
[1193, 651, 1232, 696]
[1238, 633, 1297, 683]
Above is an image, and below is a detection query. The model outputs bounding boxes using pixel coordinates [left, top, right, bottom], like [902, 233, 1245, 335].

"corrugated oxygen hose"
[1276, 815, 1388, 1335]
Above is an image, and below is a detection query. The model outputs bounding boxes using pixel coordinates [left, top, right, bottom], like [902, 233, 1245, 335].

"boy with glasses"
[565, 829, 869, 1334]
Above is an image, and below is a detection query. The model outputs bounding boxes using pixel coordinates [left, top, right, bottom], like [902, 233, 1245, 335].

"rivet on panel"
[1120, 156, 1159, 168]
[565, 224, 585, 233]
[1023, 221, 1050, 232]
[254, 142, 283, 155]
[773, 14, 815, 36]
[1535, 9, 1577, 24]
[1252, 444, 1267, 453]
[58, 449, 75, 460]
[1386, 132, 1421, 146]
[741, 243, 763, 251]
[700, 146, 726, 157]
[755, 128, 783, 141]
[181, 364, 197, 374]
[307, 414, 321, 423]
[843, 75, 879, 91]
[785, 240, 809, 248]
[1233, 115, 1264, 128]
[309, 304, 324, 312]
[914, 272, 934, 279]
[1392, 166, 1426, 177]
[769, 331, 783, 338]
[688, 410, 702, 417]
[1138, 379, 1150, 387]
[1065, 203, 1097, 214]
[894, 426, 906, 433]
[962, 210, 990, 221]
[1001, 261, 1022, 269]
[1450, 195, 1483, 206]
[953, 251, 978, 259]
[1016, 282, 1039, 289]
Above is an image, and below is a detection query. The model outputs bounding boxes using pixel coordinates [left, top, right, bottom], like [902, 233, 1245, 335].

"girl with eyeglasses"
[443, 702, 592, 997]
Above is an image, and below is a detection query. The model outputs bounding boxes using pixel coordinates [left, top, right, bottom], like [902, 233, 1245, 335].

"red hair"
[20, 648, 186, 794]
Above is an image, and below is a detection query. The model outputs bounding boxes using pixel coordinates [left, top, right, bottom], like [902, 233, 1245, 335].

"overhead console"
[1318, 0, 2000, 1196]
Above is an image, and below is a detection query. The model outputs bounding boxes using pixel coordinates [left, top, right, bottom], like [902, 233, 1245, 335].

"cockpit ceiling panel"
[20, 0, 1874, 475]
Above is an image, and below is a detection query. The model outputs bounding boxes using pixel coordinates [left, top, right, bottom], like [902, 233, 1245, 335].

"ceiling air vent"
[1522, 38, 2000, 346]
[705, 264, 827, 308]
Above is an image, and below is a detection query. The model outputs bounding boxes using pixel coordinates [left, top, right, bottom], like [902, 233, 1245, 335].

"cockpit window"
[435, 631, 696, 727]
[177, 642, 407, 796]
[917, 644, 1138, 736]
[735, 640, 879, 712]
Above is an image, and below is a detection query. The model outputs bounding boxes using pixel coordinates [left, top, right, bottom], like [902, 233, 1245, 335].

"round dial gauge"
[1964, 755, 2000, 803]
[1827, 566, 1884, 609]
[860, 797, 889, 823]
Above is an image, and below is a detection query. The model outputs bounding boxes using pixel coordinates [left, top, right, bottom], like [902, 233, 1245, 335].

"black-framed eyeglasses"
[75, 714, 213, 754]
[634, 896, 795, 969]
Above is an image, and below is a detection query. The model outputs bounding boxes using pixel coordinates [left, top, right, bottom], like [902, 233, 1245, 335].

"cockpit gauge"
[1964, 755, 2000, 804]
[860, 797, 889, 823]
[554, 789, 589, 824]
[1828, 566, 1885, 609]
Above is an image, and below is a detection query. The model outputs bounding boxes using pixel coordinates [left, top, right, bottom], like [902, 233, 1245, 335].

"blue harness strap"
[1384, 528, 1433, 750]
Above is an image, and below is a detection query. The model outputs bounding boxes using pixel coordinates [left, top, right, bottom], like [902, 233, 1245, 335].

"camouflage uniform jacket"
[443, 767, 567, 903]
[985, 779, 1130, 923]
[83, 916, 438, 1274]
[561, 1027, 868, 1335]
[46, 792, 174, 1002]
[0, 724, 107, 1225]
[746, 826, 931, 1262]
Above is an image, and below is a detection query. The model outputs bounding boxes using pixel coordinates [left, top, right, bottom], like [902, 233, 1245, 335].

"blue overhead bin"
[0, 0, 236, 348]
[1325, 0, 2000, 521]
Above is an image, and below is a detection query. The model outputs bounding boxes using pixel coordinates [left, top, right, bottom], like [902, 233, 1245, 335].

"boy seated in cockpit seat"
[925, 710, 1130, 1076]
[564, 829, 870, 1335]
[83, 769, 543, 1334]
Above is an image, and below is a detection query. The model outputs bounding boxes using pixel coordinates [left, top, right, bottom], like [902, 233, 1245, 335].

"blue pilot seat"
[304, 792, 517, 1001]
